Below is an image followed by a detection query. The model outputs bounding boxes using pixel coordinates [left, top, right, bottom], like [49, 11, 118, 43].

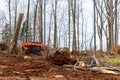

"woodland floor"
[0, 52, 119, 80]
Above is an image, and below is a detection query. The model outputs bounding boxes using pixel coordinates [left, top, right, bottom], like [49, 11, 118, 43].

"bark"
[72, 0, 76, 50]
[33, 0, 38, 41]
[53, 0, 58, 48]
[110, 0, 114, 48]
[9, 13, 24, 54]
[26, 0, 30, 42]
[47, 14, 52, 46]
[47, 1, 53, 46]
[93, 0, 96, 51]
[44, 0, 46, 45]
[81, 3, 84, 50]
[14, 0, 18, 30]
[68, 0, 70, 49]
[95, 1, 104, 50]
[8, 0, 11, 46]
[77, 0, 80, 50]
[39, 0, 43, 43]
[115, 0, 118, 45]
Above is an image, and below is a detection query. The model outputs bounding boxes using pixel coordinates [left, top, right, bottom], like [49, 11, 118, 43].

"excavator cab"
[21, 42, 44, 55]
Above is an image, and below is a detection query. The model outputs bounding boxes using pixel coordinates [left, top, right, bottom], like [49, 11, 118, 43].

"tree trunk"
[81, 3, 84, 50]
[72, 0, 76, 50]
[115, 0, 118, 45]
[26, 0, 30, 42]
[110, 0, 114, 48]
[14, 0, 18, 31]
[8, 0, 11, 46]
[77, 0, 80, 51]
[44, 0, 46, 45]
[68, 0, 71, 49]
[53, 0, 58, 48]
[33, 0, 38, 41]
[39, 0, 43, 43]
[9, 13, 24, 54]
[93, 0, 96, 51]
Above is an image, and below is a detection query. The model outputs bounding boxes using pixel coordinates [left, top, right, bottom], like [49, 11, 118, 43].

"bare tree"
[47, 0, 54, 46]
[93, 0, 96, 51]
[38, 0, 43, 42]
[68, 0, 71, 49]
[104, 0, 116, 50]
[13, 0, 19, 30]
[53, 0, 58, 48]
[44, 0, 46, 45]
[25, 0, 30, 42]
[71, 0, 77, 50]
[81, 1, 84, 50]
[114, 0, 118, 45]
[33, 0, 38, 41]
[77, 0, 79, 50]
[95, 0, 104, 50]
[5, 0, 12, 46]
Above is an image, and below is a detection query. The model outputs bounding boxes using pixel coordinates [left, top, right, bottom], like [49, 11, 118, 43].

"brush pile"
[46, 47, 77, 65]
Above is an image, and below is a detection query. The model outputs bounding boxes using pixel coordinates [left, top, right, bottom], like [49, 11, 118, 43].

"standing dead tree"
[9, 13, 24, 54]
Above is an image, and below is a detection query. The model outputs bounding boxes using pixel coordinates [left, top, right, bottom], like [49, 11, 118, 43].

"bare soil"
[0, 52, 119, 80]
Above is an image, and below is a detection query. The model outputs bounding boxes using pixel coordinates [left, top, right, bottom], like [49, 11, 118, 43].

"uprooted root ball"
[46, 50, 77, 66]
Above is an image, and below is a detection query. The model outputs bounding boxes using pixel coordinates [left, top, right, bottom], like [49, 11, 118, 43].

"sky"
[0, 0, 5, 11]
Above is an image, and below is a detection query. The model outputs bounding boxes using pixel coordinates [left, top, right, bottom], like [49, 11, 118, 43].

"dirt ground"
[0, 52, 119, 80]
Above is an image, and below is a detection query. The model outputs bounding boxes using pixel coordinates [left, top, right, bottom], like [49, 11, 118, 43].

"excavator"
[21, 42, 45, 55]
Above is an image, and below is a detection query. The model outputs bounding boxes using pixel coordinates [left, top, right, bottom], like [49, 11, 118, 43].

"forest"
[0, 0, 120, 80]
[0, 0, 119, 51]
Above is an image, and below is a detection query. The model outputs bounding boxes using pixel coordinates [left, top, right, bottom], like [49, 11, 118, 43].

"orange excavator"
[21, 42, 45, 55]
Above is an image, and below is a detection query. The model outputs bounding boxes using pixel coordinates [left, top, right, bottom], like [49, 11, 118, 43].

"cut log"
[9, 13, 24, 54]
[64, 65, 120, 75]
[63, 65, 87, 71]
[89, 67, 120, 75]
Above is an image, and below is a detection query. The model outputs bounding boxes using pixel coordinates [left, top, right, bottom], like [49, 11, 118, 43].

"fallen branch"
[63, 65, 88, 71]
[89, 67, 120, 75]
[92, 55, 102, 67]
[63, 65, 120, 75]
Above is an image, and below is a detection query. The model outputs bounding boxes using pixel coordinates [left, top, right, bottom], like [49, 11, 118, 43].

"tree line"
[1, 0, 120, 51]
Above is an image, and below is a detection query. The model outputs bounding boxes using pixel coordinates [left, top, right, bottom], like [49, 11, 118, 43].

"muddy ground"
[0, 52, 119, 80]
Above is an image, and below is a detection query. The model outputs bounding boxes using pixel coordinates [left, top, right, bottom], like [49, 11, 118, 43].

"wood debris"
[64, 54, 120, 75]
